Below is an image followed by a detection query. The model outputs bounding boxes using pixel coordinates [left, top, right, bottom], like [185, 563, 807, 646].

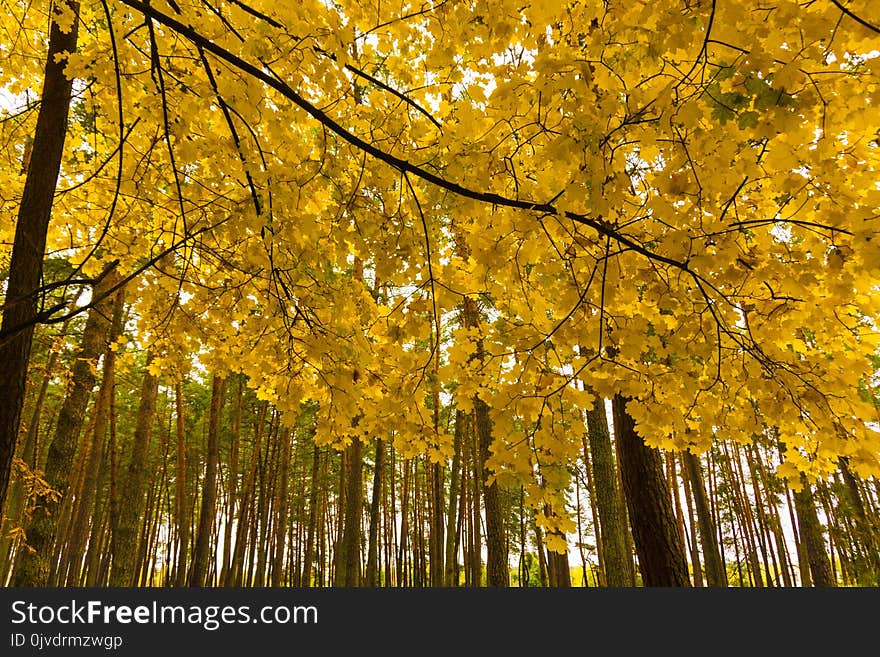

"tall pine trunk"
[612, 395, 689, 587]
[584, 397, 632, 586]
[109, 358, 160, 585]
[189, 374, 225, 586]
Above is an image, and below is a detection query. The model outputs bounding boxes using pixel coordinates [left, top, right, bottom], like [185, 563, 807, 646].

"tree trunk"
[173, 382, 190, 586]
[365, 438, 384, 586]
[189, 374, 225, 586]
[109, 358, 160, 585]
[793, 476, 836, 587]
[334, 438, 363, 586]
[0, 0, 81, 512]
[584, 398, 632, 586]
[444, 411, 464, 586]
[270, 426, 292, 586]
[683, 450, 727, 586]
[301, 444, 321, 587]
[612, 394, 690, 587]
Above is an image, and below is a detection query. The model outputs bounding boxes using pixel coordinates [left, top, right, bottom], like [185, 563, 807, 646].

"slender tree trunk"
[444, 412, 464, 586]
[109, 358, 159, 585]
[174, 382, 190, 587]
[683, 451, 727, 586]
[365, 438, 384, 586]
[0, 0, 82, 512]
[584, 398, 631, 586]
[838, 457, 880, 585]
[270, 426, 292, 586]
[190, 374, 225, 586]
[793, 476, 836, 587]
[679, 453, 703, 587]
[301, 444, 321, 587]
[220, 376, 242, 584]
[612, 395, 689, 587]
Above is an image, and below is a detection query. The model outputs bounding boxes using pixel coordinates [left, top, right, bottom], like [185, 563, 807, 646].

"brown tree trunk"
[444, 411, 464, 586]
[189, 374, 225, 586]
[793, 476, 836, 587]
[335, 438, 363, 586]
[109, 357, 160, 585]
[612, 395, 690, 587]
[365, 438, 384, 586]
[0, 0, 81, 513]
[270, 426, 292, 586]
[683, 450, 727, 586]
[173, 382, 190, 587]
[584, 398, 632, 586]
[301, 444, 321, 587]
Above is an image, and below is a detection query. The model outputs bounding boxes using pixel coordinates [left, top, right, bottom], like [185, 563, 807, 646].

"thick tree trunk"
[14, 270, 119, 586]
[612, 395, 690, 587]
[0, 0, 81, 513]
[109, 358, 159, 585]
[189, 374, 225, 586]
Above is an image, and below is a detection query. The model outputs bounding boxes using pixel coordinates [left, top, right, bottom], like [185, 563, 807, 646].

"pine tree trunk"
[683, 451, 727, 586]
[334, 438, 363, 586]
[793, 476, 836, 587]
[584, 398, 631, 586]
[109, 358, 159, 585]
[190, 374, 225, 586]
[173, 382, 190, 587]
[365, 438, 384, 586]
[0, 0, 81, 512]
[270, 426, 292, 586]
[612, 395, 690, 587]
[301, 444, 322, 587]
[220, 376, 242, 584]
[444, 412, 464, 586]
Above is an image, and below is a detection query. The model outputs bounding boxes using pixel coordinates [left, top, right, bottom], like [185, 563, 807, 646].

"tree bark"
[189, 374, 225, 586]
[109, 357, 159, 585]
[584, 398, 632, 586]
[0, 0, 81, 513]
[683, 450, 727, 586]
[365, 438, 384, 586]
[612, 394, 690, 587]
[173, 382, 190, 587]
[793, 476, 836, 587]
